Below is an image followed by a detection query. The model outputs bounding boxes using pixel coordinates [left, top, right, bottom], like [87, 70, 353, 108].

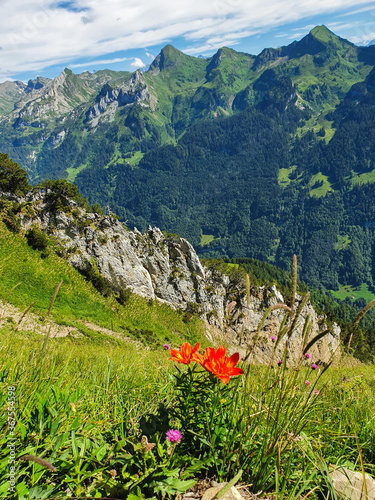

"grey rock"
[3, 188, 341, 363]
[330, 466, 375, 499]
[201, 483, 245, 500]
[85, 70, 150, 128]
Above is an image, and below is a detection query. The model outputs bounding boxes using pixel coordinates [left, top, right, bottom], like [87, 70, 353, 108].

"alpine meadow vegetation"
[2, 23, 375, 500]
[2, 254, 375, 499]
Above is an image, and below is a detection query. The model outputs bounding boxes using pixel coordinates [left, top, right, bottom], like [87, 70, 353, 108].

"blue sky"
[1, 0, 375, 82]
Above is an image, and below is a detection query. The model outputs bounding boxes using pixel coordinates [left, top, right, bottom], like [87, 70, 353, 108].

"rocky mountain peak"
[149, 44, 204, 75]
[84, 69, 150, 127]
[309, 25, 347, 44]
[25, 76, 48, 94]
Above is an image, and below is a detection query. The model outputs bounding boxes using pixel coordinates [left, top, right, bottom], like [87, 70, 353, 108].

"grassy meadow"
[2, 324, 375, 499]
[0, 221, 205, 349]
[1, 223, 375, 499]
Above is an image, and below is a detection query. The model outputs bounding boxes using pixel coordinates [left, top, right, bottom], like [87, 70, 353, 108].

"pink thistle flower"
[163, 344, 170, 350]
[311, 363, 318, 370]
[271, 336, 277, 341]
[305, 353, 311, 359]
[305, 380, 310, 385]
[315, 389, 320, 395]
[277, 360, 283, 366]
[166, 429, 182, 443]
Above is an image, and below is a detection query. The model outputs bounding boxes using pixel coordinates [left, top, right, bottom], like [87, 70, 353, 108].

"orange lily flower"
[169, 342, 203, 365]
[201, 345, 244, 384]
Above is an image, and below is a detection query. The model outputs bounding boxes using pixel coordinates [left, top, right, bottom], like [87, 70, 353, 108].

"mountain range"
[2, 25, 375, 295]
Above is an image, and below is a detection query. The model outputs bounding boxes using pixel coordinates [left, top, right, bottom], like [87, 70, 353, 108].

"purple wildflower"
[315, 389, 320, 396]
[311, 363, 318, 370]
[166, 429, 182, 443]
[305, 353, 311, 359]
[277, 360, 283, 366]
[163, 344, 170, 350]
[305, 380, 310, 385]
[271, 336, 277, 341]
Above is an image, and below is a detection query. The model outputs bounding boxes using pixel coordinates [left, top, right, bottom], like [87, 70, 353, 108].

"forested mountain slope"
[2, 26, 375, 296]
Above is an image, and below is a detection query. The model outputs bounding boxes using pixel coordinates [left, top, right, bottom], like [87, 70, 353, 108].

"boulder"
[330, 466, 375, 499]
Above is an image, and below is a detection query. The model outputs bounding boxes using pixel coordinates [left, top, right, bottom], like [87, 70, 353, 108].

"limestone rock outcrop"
[3, 189, 340, 363]
[85, 70, 150, 127]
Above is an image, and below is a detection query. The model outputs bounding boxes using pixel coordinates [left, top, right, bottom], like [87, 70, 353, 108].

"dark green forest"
[75, 69, 375, 295]
[2, 25, 375, 317]
[1, 152, 375, 362]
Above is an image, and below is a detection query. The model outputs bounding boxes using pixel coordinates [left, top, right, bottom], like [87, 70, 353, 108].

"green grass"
[278, 165, 297, 187]
[66, 164, 88, 182]
[0, 222, 205, 348]
[334, 234, 351, 251]
[2, 310, 375, 499]
[351, 169, 375, 186]
[2, 251, 375, 499]
[127, 151, 144, 166]
[200, 234, 215, 246]
[309, 172, 333, 197]
[296, 110, 336, 142]
[108, 150, 145, 168]
[331, 283, 375, 303]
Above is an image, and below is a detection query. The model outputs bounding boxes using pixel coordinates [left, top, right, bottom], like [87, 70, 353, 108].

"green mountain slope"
[2, 26, 375, 295]
[0, 25, 372, 181]
[0, 218, 205, 348]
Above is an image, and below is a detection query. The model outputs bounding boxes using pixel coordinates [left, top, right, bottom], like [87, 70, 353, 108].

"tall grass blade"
[287, 292, 310, 338]
[4, 281, 22, 304]
[14, 300, 37, 332]
[246, 274, 250, 308]
[289, 254, 298, 313]
[19, 454, 57, 472]
[352, 299, 375, 326]
[216, 470, 243, 499]
[47, 279, 63, 317]
[40, 325, 52, 361]
[244, 304, 291, 361]
[355, 427, 368, 500]
[303, 328, 332, 355]
[347, 299, 375, 351]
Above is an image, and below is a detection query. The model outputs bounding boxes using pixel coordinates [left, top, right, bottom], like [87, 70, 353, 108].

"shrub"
[0, 153, 31, 196]
[26, 226, 49, 253]
[82, 259, 113, 296]
[2, 210, 21, 233]
[92, 203, 103, 215]
[38, 179, 91, 212]
[116, 287, 132, 306]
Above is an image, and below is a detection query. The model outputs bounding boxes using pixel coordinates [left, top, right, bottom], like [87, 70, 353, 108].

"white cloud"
[0, 77, 14, 83]
[339, 4, 375, 16]
[288, 32, 306, 39]
[1, 0, 375, 78]
[291, 24, 315, 31]
[326, 21, 359, 29]
[349, 30, 375, 44]
[68, 57, 132, 69]
[131, 57, 146, 68]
